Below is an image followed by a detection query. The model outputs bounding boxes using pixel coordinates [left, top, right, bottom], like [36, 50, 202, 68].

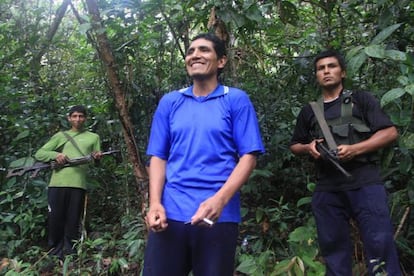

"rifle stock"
[6, 150, 119, 178]
[316, 143, 353, 179]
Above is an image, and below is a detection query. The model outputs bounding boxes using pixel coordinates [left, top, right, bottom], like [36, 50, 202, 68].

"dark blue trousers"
[143, 220, 238, 276]
[312, 185, 402, 275]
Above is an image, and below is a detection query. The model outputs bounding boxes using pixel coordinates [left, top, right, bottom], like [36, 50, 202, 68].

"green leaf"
[405, 83, 414, 96]
[255, 208, 264, 222]
[302, 255, 324, 270]
[14, 130, 30, 142]
[289, 226, 312, 242]
[346, 46, 365, 59]
[400, 132, 414, 150]
[236, 258, 257, 274]
[292, 257, 305, 276]
[385, 49, 407, 61]
[364, 45, 385, 58]
[117, 257, 129, 269]
[273, 259, 293, 274]
[9, 157, 35, 168]
[306, 182, 316, 192]
[251, 169, 273, 178]
[380, 88, 405, 107]
[399, 154, 412, 174]
[245, 5, 264, 23]
[390, 110, 412, 127]
[297, 196, 311, 207]
[347, 51, 367, 77]
[370, 23, 401, 45]
[14, 191, 24, 199]
[397, 75, 409, 86]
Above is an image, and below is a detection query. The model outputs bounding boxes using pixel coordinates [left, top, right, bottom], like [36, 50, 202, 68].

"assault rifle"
[6, 150, 119, 179]
[315, 142, 353, 180]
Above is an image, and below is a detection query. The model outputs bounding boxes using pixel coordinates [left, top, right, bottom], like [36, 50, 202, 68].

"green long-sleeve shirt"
[34, 130, 101, 190]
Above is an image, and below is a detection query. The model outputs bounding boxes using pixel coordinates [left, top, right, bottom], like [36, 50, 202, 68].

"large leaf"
[370, 23, 401, 45]
[364, 45, 385, 58]
[13, 130, 30, 142]
[288, 226, 313, 242]
[346, 45, 365, 59]
[236, 258, 257, 275]
[346, 51, 367, 77]
[9, 157, 36, 168]
[385, 49, 407, 61]
[380, 88, 405, 107]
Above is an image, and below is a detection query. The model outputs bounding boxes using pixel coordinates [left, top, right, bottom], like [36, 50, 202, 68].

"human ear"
[218, 55, 227, 69]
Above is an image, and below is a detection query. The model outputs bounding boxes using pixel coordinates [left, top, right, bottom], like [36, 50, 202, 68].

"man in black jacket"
[290, 50, 401, 275]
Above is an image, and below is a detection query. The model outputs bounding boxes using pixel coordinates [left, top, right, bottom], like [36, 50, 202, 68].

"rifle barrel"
[6, 150, 120, 178]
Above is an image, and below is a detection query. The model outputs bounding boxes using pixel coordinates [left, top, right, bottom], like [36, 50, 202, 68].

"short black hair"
[314, 49, 346, 73]
[191, 33, 226, 59]
[68, 105, 87, 116]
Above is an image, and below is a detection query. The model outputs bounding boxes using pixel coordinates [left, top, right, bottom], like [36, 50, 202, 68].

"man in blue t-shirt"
[290, 50, 401, 275]
[143, 33, 265, 276]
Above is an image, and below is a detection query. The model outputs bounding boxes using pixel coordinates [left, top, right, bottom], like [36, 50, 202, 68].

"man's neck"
[70, 127, 83, 132]
[192, 79, 219, 97]
[322, 85, 343, 102]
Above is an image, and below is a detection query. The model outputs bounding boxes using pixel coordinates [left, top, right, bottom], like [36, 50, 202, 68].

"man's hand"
[335, 126, 398, 161]
[145, 203, 168, 232]
[337, 144, 357, 161]
[55, 153, 68, 165]
[308, 139, 324, 159]
[92, 151, 103, 160]
[189, 195, 225, 227]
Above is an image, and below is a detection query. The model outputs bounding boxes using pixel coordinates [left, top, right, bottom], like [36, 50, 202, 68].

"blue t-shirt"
[147, 85, 265, 223]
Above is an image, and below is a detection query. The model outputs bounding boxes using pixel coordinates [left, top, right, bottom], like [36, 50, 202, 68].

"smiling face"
[185, 38, 227, 81]
[67, 111, 86, 131]
[315, 56, 346, 90]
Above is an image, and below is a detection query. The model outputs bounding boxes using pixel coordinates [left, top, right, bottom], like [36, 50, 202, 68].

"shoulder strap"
[341, 90, 353, 124]
[61, 131, 86, 156]
[309, 101, 338, 151]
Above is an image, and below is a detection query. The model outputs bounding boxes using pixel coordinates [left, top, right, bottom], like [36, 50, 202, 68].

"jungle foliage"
[1, 0, 413, 275]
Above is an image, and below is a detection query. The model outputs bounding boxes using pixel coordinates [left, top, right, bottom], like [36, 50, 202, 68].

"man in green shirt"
[35, 105, 102, 260]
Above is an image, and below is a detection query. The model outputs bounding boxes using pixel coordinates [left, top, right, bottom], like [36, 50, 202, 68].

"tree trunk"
[85, 0, 148, 215]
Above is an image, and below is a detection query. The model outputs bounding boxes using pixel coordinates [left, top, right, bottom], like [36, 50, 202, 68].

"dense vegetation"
[1, 0, 413, 275]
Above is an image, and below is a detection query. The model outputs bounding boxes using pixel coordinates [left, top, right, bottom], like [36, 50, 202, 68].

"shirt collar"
[179, 84, 227, 99]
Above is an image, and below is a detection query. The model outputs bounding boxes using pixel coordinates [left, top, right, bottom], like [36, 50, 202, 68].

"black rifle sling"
[309, 101, 338, 152]
[61, 131, 86, 156]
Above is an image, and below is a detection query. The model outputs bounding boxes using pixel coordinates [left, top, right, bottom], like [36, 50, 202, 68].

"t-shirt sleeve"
[356, 91, 395, 132]
[229, 89, 265, 156]
[34, 132, 65, 162]
[146, 94, 172, 160]
[290, 104, 314, 146]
